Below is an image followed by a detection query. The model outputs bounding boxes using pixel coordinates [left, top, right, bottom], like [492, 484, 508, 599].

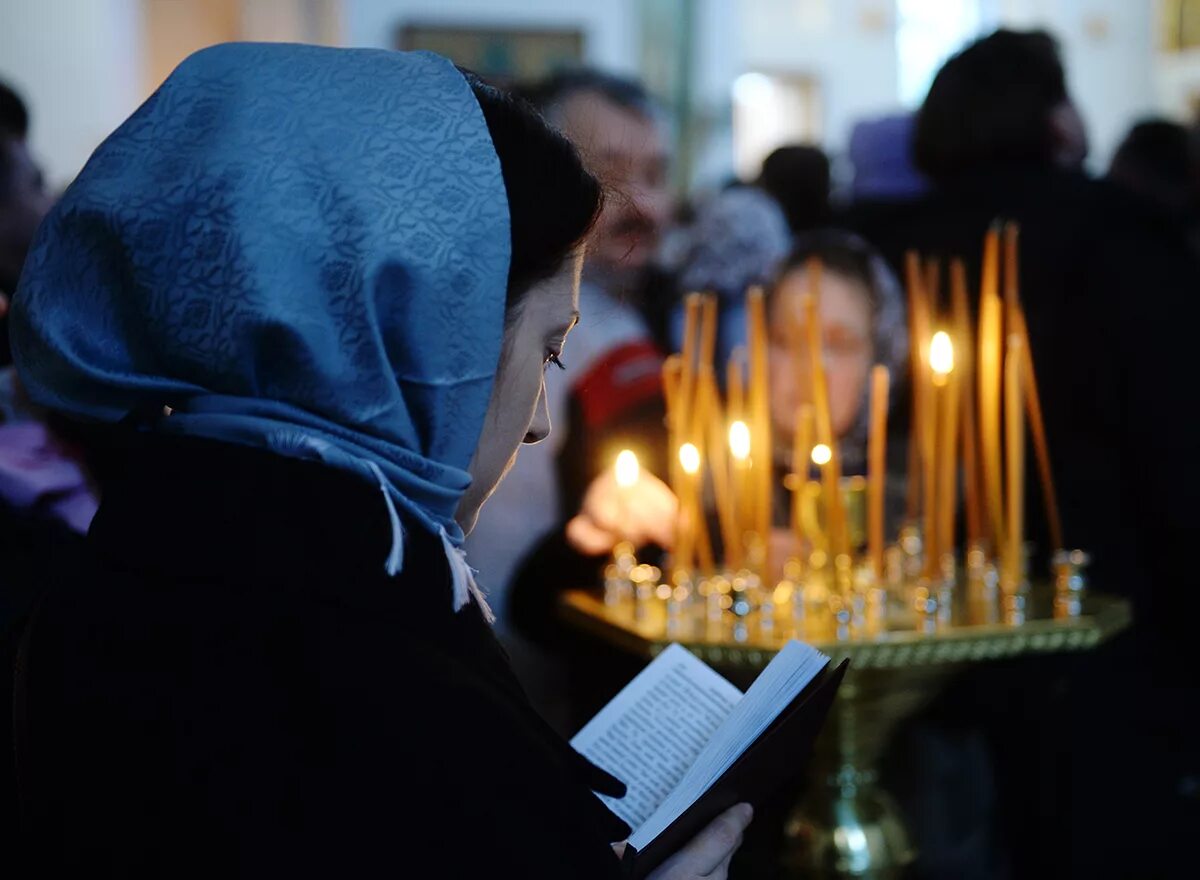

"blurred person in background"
[1, 82, 53, 364]
[1, 83, 82, 839]
[1107, 118, 1200, 258]
[756, 144, 832, 233]
[466, 69, 679, 732]
[762, 231, 910, 569]
[842, 113, 929, 267]
[659, 183, 792, 366]
[467, 70, 676, 627]
[860, 28, 1199, 878]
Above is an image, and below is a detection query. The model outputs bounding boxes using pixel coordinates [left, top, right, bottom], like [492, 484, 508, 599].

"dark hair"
[0, 82, 30, 200]
[913, 29, 1068, 182]
[464, 73, 603, 309]
[775, 230, 875, 293]
[0, 81, 29, 139]
[1109, 118, 1195, 208]
[757, 145, 831, 232]
[515, 68, 656, 122]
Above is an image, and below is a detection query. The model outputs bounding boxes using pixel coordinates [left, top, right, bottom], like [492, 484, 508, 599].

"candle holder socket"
[1052, 549, 1090, 619]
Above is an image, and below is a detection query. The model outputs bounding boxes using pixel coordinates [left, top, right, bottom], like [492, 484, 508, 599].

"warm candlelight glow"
[811, 443, 832, 466]
[615, 449, 639, 488]
[729, 421, 751, 461]
[679, 442, 701, 475]
[930, 330, 954, 378]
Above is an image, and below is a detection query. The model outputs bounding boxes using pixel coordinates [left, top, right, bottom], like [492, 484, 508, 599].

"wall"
[0, 0, 145, 190]
[738, 0, 901, 154]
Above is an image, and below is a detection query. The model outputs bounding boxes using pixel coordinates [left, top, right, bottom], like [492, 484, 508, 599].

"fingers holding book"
[646, 802, 753, 880]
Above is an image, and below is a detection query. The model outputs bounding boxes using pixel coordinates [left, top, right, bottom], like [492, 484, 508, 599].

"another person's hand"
[632, 803, 752, 880]
[566, 468, 677, 556]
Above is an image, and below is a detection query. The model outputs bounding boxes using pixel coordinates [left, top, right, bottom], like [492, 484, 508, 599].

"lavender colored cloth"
[848, 114, 929, 200]
[0, 421, 98, 533]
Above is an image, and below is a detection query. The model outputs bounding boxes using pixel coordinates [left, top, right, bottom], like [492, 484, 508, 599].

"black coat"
[13, 432, 629, 877]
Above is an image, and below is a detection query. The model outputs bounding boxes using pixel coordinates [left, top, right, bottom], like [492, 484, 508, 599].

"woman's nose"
[524, 385, 551, 445]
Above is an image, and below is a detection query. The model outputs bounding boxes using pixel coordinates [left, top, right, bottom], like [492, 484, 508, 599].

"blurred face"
[555, 91, 671, 282]
[768, 267, 873, 442]
[1050, 100, 1088, 169]
[0, 137, 53, 292]
[457, 252, 583, 534]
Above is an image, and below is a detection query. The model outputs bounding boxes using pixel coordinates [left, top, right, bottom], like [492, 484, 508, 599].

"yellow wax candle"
[1003, 222, 1021, 336]
[803, 290, 848, 561]
[727, 354, 747, 563]
[703, 371, 738, 570]
[747, 286, 772, 553]
[729, 418, 751, 567]
[951, 261, 981, 548]
[924, 331, 952, 575]
[677, 441, 702, 575]
[978, 227, 1004, 554]
[1015, 308, 1063, 553]
[678, 293, 703, 439]
[932, 333, 959, 565]
[867, 365, 890, 578]
[791, 403, 814, 546]
[692, 295, 719, 439]
[662, 353, 682, 492]
[904, 251, 932, 523]
[1004, 335, 1025, 590]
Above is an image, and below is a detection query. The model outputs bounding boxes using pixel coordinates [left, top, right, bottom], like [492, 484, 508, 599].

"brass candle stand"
[561, 566, 1129, 879]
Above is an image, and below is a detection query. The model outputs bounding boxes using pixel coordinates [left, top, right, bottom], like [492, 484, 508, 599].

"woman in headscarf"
[7, 44, 749, 878]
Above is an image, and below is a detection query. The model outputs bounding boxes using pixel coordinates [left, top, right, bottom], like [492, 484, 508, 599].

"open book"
[572, 641, 847, 878]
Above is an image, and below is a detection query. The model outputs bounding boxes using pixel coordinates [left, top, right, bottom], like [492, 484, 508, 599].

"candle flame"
[728, 421, 751, 461]
[930, 330, 954, 376]
[615, 449, 639, 488]
[679, 442, 701, 475]
[811, 443, 832, 466]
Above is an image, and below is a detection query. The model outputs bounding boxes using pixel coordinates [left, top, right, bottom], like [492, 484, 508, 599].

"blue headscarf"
[10, 44, 511, 613]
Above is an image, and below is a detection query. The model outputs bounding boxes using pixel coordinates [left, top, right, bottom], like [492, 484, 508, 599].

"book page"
[571, 644, 743, 831]
[628, 640, 830, 851]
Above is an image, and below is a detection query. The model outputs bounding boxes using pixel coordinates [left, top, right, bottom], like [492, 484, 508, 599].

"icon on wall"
[1162, 0, 1200, 51]
[396, 24, 585, 86]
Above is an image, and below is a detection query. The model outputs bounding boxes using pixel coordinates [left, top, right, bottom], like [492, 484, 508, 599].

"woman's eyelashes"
[544, 351, 566, 371]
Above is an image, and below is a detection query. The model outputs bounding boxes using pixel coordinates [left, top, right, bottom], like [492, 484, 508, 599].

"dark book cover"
[621, 658, 849, 879]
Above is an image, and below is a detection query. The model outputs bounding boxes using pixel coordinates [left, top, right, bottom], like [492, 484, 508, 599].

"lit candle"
[925, 331, 953, 575]
[802, 291, 846, 558]
[729, 418, 751, 565]
[614, 449, 639, 544]
[677, 442, 702, 575]
[951, 261, 981, 548]
[931, 332, 959, 569]
[615, 449, 640, 490]
[1004, 335, 1025, 591]
[977, 227, 1004, 554]
[867, 365, 890, 578]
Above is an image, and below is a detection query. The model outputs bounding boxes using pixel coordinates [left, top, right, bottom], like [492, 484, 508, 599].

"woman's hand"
[634, 803, 753, 880]
[566, 469, 677, 556]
